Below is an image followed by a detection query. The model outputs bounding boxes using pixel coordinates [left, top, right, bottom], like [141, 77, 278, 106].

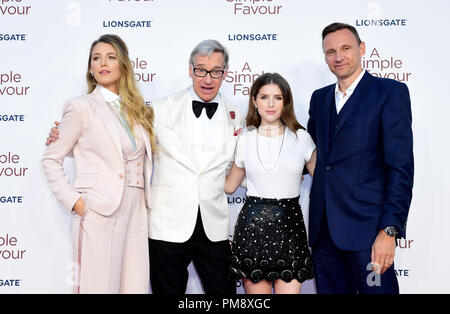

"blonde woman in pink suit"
[42, 34, 155, 294]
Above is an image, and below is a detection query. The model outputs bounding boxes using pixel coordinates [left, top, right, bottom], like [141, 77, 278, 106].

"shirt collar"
[189, 86, 221, 104]
[335, 69, 366, 97]
[99, 85, 121, 103]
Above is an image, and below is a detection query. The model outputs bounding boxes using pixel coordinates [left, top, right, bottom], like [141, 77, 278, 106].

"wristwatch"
[384, 226, 398, 237]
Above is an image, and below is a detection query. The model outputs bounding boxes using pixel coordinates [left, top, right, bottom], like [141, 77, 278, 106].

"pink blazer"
[42, 85, 152, 216]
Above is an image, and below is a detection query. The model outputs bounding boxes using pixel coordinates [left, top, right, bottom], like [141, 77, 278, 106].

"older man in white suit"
[148, 40, 243, 294]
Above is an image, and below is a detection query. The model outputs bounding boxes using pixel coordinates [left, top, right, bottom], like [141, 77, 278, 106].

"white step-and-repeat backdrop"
[1, 0, 449, 293]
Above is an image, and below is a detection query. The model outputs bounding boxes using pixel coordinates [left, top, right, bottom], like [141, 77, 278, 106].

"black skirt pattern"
[229, 196, 314, 283]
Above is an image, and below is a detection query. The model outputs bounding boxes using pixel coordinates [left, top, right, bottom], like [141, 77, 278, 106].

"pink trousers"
[72, 186, 149, 294]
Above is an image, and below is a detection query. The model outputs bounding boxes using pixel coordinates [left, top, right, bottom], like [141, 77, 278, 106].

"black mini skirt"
[229, 196, 314, 284]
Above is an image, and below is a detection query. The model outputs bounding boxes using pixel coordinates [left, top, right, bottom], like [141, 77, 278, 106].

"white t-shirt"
[234, 127, 316, 199]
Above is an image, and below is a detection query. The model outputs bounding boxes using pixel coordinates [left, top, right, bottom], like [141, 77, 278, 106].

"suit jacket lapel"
[320, 86, 334, 158]
[91, 86, 123, 165]
[137, 123, 151, 159]
[202, 98, 238, 173]
[158, 89, 200, 172]
[331, 71, 374, 144]
[179, 90, 201, 171]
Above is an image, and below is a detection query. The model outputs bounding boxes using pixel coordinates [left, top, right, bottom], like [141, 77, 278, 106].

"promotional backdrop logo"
[131, 57, 156, 84]
[356, 18, 407, 27]
[226, 0, 283, 15]
[226, 62, 265, 96]
[0, 279, 21, 287]
[0, 152, 28, 177]
[0, 234, 26, 261]
[102, 20, 152, 28]
[0, 34, 26, 41]
[0, 71, 30, 96]
[398, 238, 414, 249]
[0, 195, 23, 204]
[395, 269, 411, 277]
[0, 114, 25, 122]
[363, 48, 411, 82]
[228, 33, 278, 41]
[395, 238, 414, 278]
[0, 0, 31, 16]
[227, 196, 246, 204]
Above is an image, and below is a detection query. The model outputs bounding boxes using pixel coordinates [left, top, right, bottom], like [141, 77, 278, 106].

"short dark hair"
[322, 22, 362, 44]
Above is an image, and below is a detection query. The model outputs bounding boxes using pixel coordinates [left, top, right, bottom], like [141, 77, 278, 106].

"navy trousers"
[312, 217, 399, 294]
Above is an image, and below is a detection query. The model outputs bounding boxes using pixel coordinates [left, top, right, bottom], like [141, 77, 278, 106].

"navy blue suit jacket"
[307, 71, 414, 251]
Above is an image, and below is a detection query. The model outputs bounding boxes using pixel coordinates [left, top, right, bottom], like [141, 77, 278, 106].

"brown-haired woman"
[225, 73, 316, 294]
[42, 34, 154, 293]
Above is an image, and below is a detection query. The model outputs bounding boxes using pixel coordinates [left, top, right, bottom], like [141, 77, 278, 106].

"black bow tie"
[192, 100, 218, 119]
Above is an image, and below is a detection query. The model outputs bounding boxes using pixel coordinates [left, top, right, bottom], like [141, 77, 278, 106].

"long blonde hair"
[86, 34, 155, 151]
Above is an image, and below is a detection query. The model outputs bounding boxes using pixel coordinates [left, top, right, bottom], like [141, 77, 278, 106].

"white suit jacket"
[149, 88, 244, 242]
[42, 85, 152, 216]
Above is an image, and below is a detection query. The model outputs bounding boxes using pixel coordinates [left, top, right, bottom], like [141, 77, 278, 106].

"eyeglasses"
[193, 68, 225, 79]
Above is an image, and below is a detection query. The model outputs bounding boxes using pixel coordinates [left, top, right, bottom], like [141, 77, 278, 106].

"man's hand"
[371, 230, 396, 274]
[45, 121, 60, 146]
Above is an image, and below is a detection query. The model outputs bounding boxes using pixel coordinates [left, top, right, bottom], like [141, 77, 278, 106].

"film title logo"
[226, 62, 265, 96]
[0, 234, 26, 261]
[0, 71, 30, 96]
[131, 57, 156, 83]
[363, 48, 411, 82]
[0, 0, 31, 16]
[398, 238, 414, 249]
[227, 0, 283, 15]
[0, 152, 28, 177]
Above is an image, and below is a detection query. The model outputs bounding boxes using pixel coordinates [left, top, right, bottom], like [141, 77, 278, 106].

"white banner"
[1, 0, 449, 294]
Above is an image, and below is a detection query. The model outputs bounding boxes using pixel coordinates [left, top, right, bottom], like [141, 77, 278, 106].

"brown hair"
[322, 22, 362, 44]
[86, 34, 155, 151]
[246, 72, 304, 133]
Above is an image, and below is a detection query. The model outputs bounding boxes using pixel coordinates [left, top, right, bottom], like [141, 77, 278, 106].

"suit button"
[325, 166, 332, 171]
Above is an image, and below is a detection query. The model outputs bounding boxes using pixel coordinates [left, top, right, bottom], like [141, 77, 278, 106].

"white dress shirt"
[185, 86, 227, 170]
[334, 69, 365, 114]
[99, 85, 121, 104]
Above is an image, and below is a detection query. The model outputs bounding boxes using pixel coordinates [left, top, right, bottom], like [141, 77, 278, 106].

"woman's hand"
[73, 197, 86, 217]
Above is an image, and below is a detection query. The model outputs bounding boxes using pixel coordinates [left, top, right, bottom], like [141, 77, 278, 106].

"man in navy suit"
[307, 22, 414, 294]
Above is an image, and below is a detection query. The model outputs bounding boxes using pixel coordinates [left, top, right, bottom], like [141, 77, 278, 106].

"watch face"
[385, 226, 398, 237]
